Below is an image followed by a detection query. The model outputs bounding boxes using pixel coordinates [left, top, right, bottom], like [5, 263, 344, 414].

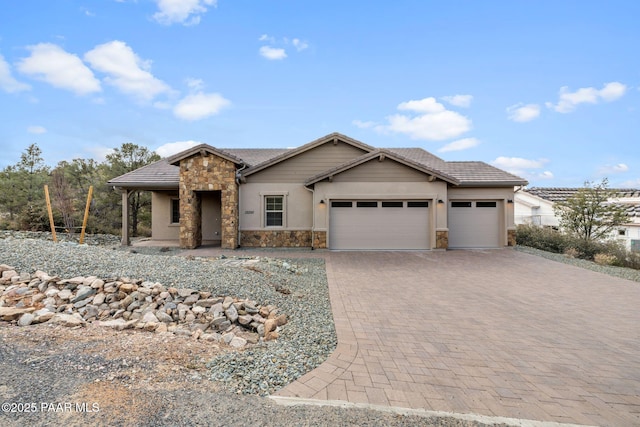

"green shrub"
[516, 224, 639, 270]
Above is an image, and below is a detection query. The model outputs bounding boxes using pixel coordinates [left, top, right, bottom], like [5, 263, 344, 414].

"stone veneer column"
[178, 154, 238, 249]
[436, 230, 448, 249]
[507, 229, 516, 246]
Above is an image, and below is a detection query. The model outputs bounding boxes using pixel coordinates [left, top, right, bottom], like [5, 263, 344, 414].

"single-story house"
[109, 132, 527, 250]
[515, 187, 640, 252]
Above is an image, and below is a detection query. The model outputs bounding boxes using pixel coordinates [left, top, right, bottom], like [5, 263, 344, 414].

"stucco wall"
[239, 183, 313, 230]
[151, 191, 179, 240]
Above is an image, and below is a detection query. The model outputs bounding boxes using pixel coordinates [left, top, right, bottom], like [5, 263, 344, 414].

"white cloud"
[546, 81, 627, 113]
[352, 119, 377, 129]
[438, 137, 479, 153]
[506, 103, 541, 122]
[292, 38, 309, 51]
[153, 0, 216, 26]
[185, 78, 204, 91]
[259, 46, 287, 60]
[493, 156, 547, 170]
[156, 140, 201, 157]
[259, 34, 275, 43]
[17, 43, 101, 95]
[491, 156, 550, 178]
[398, 97, 445, 114]
[27, 125, 46, 134]
[385, 97, 472, 141]
[84, 40, 171, 102]
[441, 94, 473, 108]
[597, 163, 629, 175]
[0, 54, 31, 93]
[173, 92, 230, 120]
[621, 178, 640, 187]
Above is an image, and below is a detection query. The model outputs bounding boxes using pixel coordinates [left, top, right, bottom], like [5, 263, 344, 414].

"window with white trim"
[265, 195, 284, 227]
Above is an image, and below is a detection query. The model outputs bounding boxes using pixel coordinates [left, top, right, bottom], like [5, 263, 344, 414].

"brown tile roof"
[108, 133, 528, 188]
[440, 161, 528, 186]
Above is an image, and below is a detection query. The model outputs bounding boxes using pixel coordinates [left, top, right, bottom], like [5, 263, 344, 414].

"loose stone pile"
[0, 264, 287, 348]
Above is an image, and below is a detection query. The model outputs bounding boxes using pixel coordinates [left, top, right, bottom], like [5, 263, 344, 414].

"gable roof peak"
[166, 143, 244, 166]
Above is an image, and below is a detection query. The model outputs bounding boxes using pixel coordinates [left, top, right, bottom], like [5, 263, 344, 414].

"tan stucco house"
[109, 132, 527, 250]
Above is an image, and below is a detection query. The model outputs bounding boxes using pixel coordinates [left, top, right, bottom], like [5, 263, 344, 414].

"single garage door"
[329, 200, 430, 250]
[448, 200, 501, 248]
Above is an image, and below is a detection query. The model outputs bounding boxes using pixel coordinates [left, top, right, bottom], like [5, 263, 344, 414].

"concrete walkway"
[274, 250, 640, 426]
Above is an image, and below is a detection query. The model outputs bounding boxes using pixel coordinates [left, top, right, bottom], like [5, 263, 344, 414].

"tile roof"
[524, 187, 640, 218]
[525, 187, 640, 202]
[108, 134, 528, 188]
[439, 161, 528, 186]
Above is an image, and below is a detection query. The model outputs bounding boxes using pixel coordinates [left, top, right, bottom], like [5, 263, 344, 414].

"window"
[171, 199, 180, 224]
[356, 201, 378, 208]
[331, 201, 353, 208]
[451, 201, 472, 208]
[407, 201, 429, 208]
[476, 201, 497, 208]
[618, 228, 627, 236]
[265, 196, 284, 227]
[382, 201, 403, 208]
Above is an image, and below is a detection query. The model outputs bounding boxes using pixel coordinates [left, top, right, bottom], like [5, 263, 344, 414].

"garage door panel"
[448, 201, 500, 248]
[330, 200, 429, 250]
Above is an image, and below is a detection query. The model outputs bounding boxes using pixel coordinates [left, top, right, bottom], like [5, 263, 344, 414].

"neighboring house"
[515, 187, 640, 252]
[109, 132, 527, 250]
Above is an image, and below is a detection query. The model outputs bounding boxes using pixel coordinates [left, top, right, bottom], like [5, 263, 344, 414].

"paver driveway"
[275, 249, 640, 426]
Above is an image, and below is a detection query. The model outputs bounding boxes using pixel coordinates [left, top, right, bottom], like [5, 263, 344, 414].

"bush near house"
[516, 224, 640, 270]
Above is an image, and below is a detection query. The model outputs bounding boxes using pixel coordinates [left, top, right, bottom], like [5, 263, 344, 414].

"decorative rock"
[57, 289, 72, 301]
[119, 283, 136, 293]
[1, 268, 287, 348]
[238, 314, 253, 326]
[18, 313, 35, 326]
[229, 336, 247, 348]
[155, 311, 173, 323]
[178, 288, 195, 298]
[142, 311, 159, 323]
[183, 294, 200, 305]
[71, 286, 96, 303]
[0, 306, 36, 321]
[92, 293, 106, 306]
[192, 306, 206, 314]
[225, 305, 238, 323]
[49, 313, 85, 327]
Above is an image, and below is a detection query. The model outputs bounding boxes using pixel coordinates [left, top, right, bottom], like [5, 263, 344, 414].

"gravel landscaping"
[0, 233, 337, 396]
[515, 245, 640, 282]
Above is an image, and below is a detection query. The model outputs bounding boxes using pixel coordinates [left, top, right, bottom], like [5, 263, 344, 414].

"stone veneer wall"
[436, 230, 448, 249]
[179, 154, 238, 249]
[312, 231, 327, 249]
[240, 230, 312, 248]
[507, 229, 516, 247]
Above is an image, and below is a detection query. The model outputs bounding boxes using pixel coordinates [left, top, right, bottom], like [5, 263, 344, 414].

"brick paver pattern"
[275, 250, 640, 426]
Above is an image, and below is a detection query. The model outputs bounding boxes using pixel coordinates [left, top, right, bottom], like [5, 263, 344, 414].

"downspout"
[304, 184, 315, 250]
[235, 163, 247, 247]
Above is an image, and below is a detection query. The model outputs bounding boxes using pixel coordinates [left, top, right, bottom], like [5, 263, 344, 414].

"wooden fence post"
[44, 185, 57, 243]
[79, 185, 93, 245]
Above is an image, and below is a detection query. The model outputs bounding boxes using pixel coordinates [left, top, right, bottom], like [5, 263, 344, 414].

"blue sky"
[1, 0, 638, 187]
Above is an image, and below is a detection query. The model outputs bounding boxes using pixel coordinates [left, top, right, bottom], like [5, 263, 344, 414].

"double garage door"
[448, 200, 501, 248]
[329, 200, 429, 250]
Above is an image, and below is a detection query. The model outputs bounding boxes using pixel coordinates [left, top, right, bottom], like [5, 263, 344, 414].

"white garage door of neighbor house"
[448, 200, 501, 248]
[329, 200, 430, 250]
